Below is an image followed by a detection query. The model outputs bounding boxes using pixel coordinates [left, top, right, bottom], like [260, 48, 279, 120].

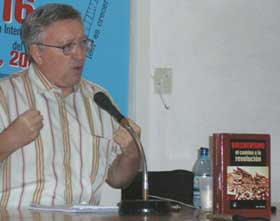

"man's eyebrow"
[61, 36, 88, 43]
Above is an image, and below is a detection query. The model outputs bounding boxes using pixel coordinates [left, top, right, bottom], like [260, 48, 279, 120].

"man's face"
[33, 19, 87, 94]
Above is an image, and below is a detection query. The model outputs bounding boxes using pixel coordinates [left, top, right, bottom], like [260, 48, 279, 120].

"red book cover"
[212, 133, 271, 217]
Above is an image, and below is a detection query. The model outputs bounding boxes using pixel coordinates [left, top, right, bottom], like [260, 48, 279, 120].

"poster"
[0, 0, 129, 114]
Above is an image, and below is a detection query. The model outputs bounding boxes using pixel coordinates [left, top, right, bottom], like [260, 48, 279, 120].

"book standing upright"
[213, 133, 271, 217]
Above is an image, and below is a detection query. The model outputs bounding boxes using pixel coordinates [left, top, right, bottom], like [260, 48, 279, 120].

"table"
[0, 206, 278, 221]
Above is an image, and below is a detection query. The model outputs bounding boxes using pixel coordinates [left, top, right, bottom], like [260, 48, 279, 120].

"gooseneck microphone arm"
[94, 91, 171, 215]
[121, 122, 148, 201]
[93, 91, 149, 201]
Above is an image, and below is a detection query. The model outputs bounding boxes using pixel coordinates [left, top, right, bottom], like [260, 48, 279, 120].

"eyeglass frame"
[35, 38, 94, 56]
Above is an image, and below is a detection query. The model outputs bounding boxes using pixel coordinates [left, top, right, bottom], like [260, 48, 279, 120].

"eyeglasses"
[36, 38, 94, 56]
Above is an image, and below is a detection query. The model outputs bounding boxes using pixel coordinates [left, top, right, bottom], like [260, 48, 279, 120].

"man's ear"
[29, 44, 43, 65]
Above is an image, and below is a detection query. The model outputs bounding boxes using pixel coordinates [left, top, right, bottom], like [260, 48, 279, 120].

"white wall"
[101, 0, 280, 205]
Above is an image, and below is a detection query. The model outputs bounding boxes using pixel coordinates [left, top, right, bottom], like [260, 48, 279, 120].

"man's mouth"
[73, 65, 83, 72]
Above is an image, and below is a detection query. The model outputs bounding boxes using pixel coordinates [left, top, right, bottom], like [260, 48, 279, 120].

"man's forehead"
[43, 19, 85, 40]
[45, 18, 83, 29]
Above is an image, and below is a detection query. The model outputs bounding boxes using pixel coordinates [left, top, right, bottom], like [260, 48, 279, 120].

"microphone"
[94, 92, 127, 125]
[94, 92, 171, 215]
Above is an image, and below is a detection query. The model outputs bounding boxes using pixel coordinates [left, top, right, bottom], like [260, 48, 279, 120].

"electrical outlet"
[153, 67, 172, 94]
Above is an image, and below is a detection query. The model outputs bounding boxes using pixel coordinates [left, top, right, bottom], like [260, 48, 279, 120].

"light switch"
[153, 67, 172, 94]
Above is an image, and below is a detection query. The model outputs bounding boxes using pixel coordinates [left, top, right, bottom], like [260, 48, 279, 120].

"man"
[0, 3, 140, 208]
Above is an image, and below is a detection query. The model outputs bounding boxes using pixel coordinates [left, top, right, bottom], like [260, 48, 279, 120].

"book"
[212, 133, 271, 217]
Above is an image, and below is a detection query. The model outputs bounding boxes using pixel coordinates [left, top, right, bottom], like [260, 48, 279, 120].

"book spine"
[220, 134, 227, 214]
[213, 134, 222, 214]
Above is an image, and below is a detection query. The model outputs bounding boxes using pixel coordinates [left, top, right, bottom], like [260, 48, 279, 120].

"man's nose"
[72, 44, 87, 59]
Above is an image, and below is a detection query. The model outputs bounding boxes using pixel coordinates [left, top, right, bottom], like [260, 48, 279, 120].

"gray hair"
[21, 3, 83, 62]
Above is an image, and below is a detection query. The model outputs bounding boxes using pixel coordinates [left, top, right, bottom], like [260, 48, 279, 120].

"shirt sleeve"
[0, 98, 6, 126]
[0, 105, 6, 165]
[0, 84, 9, 133]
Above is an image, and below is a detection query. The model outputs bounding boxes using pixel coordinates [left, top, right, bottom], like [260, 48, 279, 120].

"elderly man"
[0, 3, 140, 208]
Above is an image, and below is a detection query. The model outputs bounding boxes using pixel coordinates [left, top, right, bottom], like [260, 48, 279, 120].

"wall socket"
[153, 67, 172, 94]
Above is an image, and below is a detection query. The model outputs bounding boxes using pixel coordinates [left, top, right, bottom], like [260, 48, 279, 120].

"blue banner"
[0, 0, 129, 114]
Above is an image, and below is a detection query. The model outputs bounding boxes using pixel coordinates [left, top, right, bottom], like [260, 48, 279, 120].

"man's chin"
[71, 71, 82, 81]
[72, 76, 82, 85]
[62, 75, 82, 88]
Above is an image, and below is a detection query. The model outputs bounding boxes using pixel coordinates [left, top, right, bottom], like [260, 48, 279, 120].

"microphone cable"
[149, 194, 195, 209]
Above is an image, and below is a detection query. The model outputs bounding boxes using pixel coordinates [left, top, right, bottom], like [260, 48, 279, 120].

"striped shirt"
[0, 64, 120, 208]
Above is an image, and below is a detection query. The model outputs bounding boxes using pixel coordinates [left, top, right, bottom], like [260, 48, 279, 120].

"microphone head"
[94, 91, 125, 123]
[94, 91, 113, 111]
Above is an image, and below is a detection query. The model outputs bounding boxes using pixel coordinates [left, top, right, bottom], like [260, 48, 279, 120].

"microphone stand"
[118, 119, 171, 215]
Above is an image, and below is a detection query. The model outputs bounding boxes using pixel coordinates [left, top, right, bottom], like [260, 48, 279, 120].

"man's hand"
[9, 109, 43, 147]
[107, 119, 141, 188]
[0, 109, 43, 160]
[113, 119, 141, 156]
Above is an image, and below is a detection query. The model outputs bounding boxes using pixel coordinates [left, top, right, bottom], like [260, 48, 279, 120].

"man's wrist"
[0, 128, 18, 159]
